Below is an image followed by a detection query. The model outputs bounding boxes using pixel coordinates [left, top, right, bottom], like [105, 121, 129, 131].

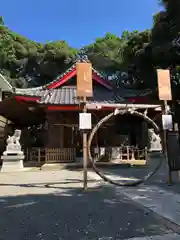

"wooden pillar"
[45, 115, 51, 148]
[140, 120, 148, 149]
[59, 125, 64, 148]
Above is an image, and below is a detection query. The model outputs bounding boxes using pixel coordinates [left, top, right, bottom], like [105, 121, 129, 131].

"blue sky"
[1, 0, 162, 48]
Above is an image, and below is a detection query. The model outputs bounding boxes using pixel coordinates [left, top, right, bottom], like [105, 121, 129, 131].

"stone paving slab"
[117, 185, 180, 227]
[126, 233, 180, 239]
[88, 169, 180, 230]
[88, 171, 140, 181]
[0, 170, 173, 240]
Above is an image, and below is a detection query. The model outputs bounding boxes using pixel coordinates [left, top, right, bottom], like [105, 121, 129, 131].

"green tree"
[0, 25, 77, 87]
[0, 16, 4, 25]
[83, 32, 126, 71]
[2, 0, 180, 92]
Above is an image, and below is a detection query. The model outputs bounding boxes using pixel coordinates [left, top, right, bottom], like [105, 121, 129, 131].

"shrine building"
[0, 59, 161, 164]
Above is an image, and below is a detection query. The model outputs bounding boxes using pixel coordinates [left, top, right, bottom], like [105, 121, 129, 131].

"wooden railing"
[45, 148, 75, 163]
[93, 146, 148, 163]
[26, 148, 46, 162]
[25, 146, 147, 164]
[25, 148, 76, 163]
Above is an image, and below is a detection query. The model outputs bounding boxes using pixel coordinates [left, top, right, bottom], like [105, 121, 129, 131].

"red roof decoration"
[47, 67, 111, 90]
[47, 67, 76, 89]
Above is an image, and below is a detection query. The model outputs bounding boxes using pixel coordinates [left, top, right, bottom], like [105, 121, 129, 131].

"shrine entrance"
[89, 109, 161, 164]
[87, 108, 163, 186]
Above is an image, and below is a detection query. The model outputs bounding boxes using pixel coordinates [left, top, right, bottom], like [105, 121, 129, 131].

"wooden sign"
[76, 62, 93, 97]
[157, 69, 172, 100]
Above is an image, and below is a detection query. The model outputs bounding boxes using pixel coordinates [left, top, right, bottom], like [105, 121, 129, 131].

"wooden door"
[47, 125, 64, 148]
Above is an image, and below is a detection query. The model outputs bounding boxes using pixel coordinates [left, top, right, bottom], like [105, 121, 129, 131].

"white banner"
[162, 114, 173, 130]
[79, 113, 92, 130]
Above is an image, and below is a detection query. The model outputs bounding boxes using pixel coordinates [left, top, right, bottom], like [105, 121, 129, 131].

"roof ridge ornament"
[76, 51, 89, 63]
[65, 49, 90, 64]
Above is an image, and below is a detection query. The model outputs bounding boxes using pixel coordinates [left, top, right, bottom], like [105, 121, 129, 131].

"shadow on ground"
[87, 154, 169, 184]
[0, 183, 170, 240]
[0, 179, 98, 189]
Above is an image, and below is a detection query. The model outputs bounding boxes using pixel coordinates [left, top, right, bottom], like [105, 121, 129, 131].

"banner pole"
[83, 97, 88, 190]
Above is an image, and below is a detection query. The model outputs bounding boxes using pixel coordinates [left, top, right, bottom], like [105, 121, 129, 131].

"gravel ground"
[0, 170, 173, 240]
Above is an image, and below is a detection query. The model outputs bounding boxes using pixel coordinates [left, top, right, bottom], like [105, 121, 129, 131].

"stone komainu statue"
[148, 129, 162, 151]
[4, 129, 23, 155]
[7, 129, 21, 146]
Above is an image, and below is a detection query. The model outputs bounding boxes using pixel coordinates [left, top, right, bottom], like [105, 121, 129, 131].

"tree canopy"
[0, 22, 78, 87]
[0, 1, 179, 93]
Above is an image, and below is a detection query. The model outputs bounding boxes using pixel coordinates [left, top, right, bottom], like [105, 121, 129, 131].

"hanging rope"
[87, 108, 163, 186]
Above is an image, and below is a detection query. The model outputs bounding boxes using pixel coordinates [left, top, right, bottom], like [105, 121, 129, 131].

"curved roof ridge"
[15, 64, 76, 94]
[0, 73, 13, 92]
[1, 60, 111, 95]
[92, 66, 107, 80]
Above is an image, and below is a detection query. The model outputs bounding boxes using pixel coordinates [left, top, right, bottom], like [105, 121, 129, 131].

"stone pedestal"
[1, 154, 25, 172]
[1, 129, 27, 172]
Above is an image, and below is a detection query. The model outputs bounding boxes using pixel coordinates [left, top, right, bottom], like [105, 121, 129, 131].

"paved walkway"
[126, 234, 180, 239]
[87, 160, 180, 240]
[88, 170, 180, 225]
[0, 169, 179, 239]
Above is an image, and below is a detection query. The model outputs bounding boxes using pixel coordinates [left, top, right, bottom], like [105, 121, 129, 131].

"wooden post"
[162, 100, 172, 185]
[83, 97, 88, 190]
[127, 146, 129, 161]
[174, 122, 180, 181]
[157, 69, 172, 185]
[38, 148, 41, 163]
[145, 147, 148, 163]
[76, 62, 92, 190]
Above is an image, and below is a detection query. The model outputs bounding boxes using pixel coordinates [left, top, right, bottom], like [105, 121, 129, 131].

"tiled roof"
[14, 82, 153, 106]
[14, 83, 153, 105]
[38, 86, 116, 105]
